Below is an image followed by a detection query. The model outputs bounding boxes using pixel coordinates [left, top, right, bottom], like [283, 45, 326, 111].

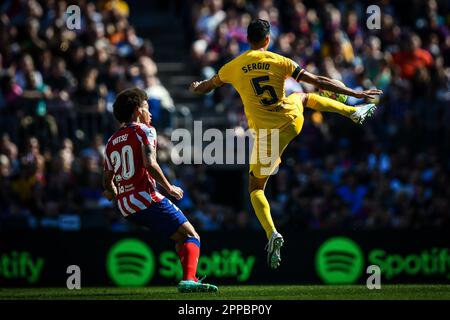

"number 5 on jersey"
[251, 76, 279, 106]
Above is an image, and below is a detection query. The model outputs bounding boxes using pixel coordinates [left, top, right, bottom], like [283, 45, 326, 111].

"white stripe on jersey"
[122, 197, 136, 214]
[104, 151, 113, 170]
[130, 194, 146, 210]
[135, 130, 143, 144]
[135, 123, 156, 146]
[154, 191, 165, 201]
[139, 191, 153, 204]
[117, 199, 128, 216]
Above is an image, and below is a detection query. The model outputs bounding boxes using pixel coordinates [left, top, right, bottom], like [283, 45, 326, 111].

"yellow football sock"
[306, 93, 357, 118]
[250, 189, 276, 240]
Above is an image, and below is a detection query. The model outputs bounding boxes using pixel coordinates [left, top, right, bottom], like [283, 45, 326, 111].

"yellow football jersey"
[213, 50, 305, 130]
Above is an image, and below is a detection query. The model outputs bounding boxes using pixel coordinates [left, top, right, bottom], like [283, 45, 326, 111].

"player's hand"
[189, 81, 202, 94]
[353, 89, 383, 99]
[103, 190, 117, 201]
[168, 185, 184, 200]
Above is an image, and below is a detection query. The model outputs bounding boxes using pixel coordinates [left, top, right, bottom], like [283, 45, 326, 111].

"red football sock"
[180, 238, 200, 281]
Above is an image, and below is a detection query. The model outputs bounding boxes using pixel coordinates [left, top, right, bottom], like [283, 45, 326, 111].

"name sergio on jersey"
[242, 62, 270, 73]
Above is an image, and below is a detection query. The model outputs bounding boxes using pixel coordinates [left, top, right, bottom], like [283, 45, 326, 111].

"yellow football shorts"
[249, 93, 304, 178]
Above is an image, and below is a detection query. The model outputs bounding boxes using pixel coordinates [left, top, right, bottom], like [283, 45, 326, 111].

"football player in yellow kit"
[190, 19, 382, 269]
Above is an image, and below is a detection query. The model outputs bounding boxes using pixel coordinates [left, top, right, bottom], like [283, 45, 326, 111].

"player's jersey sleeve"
[216, 60, 234, 84]
[280, 56, 305, 82]
[147, 126, 157, 147]
[135, 123, 157, 147]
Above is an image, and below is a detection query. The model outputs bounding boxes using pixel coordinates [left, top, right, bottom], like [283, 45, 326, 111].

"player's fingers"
[170, 187, 183, 200]
[190, 82, 199, 89]
[363, 93, 376, 99]
[367, 89, 383, 95]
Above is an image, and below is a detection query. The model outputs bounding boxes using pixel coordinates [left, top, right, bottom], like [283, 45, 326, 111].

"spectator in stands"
[142, 73, 175, 127]
[46, 57, 76, 111]
[196, 0, 226, 41]
[393, 32, 434, 80]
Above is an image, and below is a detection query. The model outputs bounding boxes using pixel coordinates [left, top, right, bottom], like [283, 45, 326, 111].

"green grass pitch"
[1, 285, 450, 300]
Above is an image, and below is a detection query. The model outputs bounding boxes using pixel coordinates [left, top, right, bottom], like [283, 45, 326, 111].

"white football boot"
[266, 232, 284, 269]
[350, 104, 377, 124]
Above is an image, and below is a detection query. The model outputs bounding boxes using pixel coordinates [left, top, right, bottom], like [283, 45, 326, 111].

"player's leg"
[170, 218, 218, 293]
[304, 93, 357, 117]
[249, 173, 275, 239]
[170, 222, 200, 282]
[249, 113, 304, 269]
[249, 173, 284, 269]
[248, 128, 281, 242]
[304, 93, 376, 124]
[126, 198, 217, 292]
[248, 110, 304, 227]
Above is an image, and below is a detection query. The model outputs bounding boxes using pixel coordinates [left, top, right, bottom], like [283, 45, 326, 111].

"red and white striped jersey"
[104, 122, 164, 216]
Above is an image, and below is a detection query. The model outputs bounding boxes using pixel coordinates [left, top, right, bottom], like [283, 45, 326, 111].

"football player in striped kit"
[103, 88, 217, 293]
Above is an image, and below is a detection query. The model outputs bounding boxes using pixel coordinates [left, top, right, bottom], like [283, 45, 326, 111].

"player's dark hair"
[247, 19, 270, 45]
[113, 88, 148, 123]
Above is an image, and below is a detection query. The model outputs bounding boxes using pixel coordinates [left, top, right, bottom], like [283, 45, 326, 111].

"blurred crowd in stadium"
[0, 0, 449, 231]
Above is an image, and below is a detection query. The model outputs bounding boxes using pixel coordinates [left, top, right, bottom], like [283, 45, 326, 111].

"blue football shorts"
[125, 197, 188, 238]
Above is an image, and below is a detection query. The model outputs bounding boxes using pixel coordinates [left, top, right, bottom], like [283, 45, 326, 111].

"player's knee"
[301, 93, 309, 106]
[185, 229, 200, 241]
[249, 184, 264, 194]
[190, 231, 200, 241]
[249, 173, 267, 194]
[182, 234, 200, 245]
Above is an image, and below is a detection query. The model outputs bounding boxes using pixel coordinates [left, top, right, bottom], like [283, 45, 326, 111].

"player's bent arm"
[142, 144, 172, 190]
[300, 70, 383, 99]
[141, 144, 183, 200]
[189, 75, 223, 95]
[102, 169, 117, 201]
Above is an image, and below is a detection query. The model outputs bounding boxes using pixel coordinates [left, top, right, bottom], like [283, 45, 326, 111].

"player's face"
[138, 100, 152, 125]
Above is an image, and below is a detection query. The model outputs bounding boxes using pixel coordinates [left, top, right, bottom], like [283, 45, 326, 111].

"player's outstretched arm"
[142, 144, 183, 200]
[189, 75, 223, 95]
[102, 169, 117, 201]
[300, 71, 383, 99]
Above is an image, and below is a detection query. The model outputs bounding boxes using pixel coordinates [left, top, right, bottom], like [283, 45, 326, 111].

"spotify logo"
[315, 237, 364, 284]
[107, 238, 155, 287]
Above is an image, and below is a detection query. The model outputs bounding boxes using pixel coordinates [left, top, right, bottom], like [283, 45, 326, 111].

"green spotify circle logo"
[315, 237, 364, 284]
[107, 238, 155, 287]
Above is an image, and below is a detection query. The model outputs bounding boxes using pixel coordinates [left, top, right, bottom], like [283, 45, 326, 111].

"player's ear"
[133, 105, 141, 118]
